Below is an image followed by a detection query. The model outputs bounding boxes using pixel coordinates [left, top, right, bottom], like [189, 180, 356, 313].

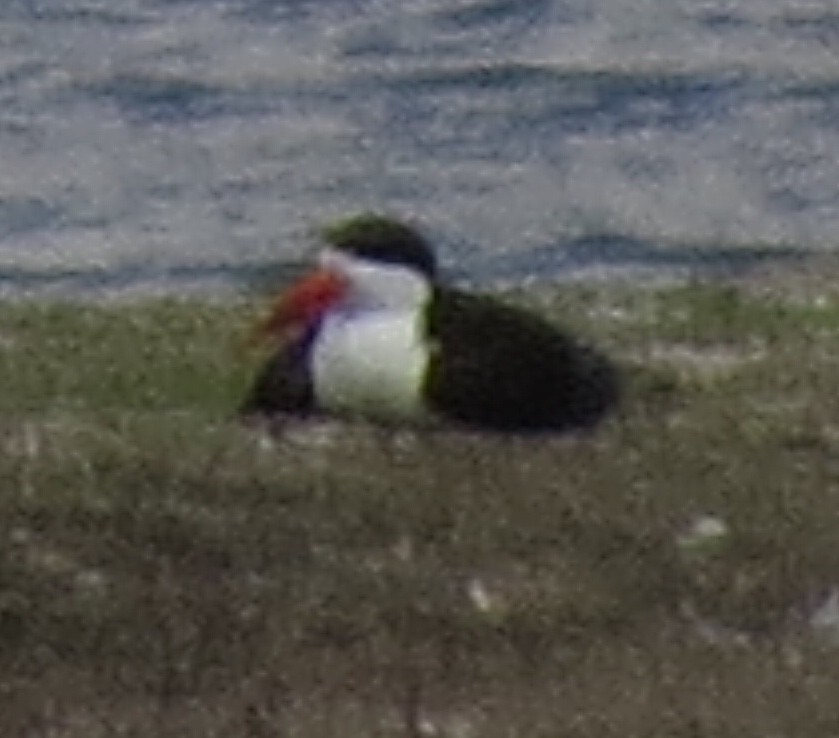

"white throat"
[319, 248, 430, 311]
[312, 309, 432, 423]
[310, 252, 434, 423]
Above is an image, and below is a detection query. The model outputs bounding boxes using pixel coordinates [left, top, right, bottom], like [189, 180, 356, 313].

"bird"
[240, 214, 619, 433]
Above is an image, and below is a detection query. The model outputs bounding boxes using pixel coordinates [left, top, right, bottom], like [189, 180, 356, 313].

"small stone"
[677, 515, 728, 553]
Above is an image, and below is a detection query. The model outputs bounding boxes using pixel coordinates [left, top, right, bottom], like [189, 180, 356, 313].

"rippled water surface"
[1, 0, 838, 296]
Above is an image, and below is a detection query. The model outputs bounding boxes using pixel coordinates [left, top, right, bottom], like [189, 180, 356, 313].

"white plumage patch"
[319, 248, 429, 310]
[312, 308, 432, 422]
[309, 254, 434, 423]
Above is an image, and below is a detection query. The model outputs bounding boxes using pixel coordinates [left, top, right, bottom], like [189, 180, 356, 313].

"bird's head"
[253, 214, 437, 346]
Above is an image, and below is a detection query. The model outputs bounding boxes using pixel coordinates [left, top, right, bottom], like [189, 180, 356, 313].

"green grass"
[4, 265, 839, 736]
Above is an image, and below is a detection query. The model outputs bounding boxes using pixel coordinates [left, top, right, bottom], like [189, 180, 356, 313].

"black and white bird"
[240, 215, 619, 433]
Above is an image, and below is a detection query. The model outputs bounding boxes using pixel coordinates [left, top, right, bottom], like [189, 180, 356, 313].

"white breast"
[311, 308, 432, 423]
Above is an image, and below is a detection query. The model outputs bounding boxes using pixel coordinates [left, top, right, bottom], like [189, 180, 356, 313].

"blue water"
[1, 0, 838, 297]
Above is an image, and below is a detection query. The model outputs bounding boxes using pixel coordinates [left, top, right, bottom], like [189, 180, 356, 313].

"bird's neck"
[327, 254, 433, 313]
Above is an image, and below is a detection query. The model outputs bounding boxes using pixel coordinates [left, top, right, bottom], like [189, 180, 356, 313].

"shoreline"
[1, 244, 833, 305]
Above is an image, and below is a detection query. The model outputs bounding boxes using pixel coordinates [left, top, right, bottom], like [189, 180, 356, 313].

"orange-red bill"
[252, 268, 348, 345]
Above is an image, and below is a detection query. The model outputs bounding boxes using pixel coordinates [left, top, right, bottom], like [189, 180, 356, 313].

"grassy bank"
[3, 263, 839, 736]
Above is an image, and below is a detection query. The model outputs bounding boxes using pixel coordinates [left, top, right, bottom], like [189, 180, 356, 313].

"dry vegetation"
[3, 261, 839, 736]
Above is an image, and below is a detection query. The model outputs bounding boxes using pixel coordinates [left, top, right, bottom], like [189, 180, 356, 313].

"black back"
[423, 288, 620, 432]
[322, 214, 437, 280]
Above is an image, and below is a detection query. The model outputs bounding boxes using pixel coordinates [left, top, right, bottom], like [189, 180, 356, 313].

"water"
[1, 0, 838, 297]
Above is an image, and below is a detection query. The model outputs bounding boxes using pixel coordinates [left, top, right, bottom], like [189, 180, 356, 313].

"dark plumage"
[423, 288, 619, 432]
[322, 213, 438, 280]
[239, 328, 316, 418]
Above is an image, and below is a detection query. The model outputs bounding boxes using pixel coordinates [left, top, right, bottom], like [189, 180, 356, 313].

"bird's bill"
[252, 267, 348, 345]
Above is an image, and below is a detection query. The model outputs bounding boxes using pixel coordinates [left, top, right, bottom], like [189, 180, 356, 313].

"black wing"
[423, 288, 619, 432]
[238, 330, 316, 418]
